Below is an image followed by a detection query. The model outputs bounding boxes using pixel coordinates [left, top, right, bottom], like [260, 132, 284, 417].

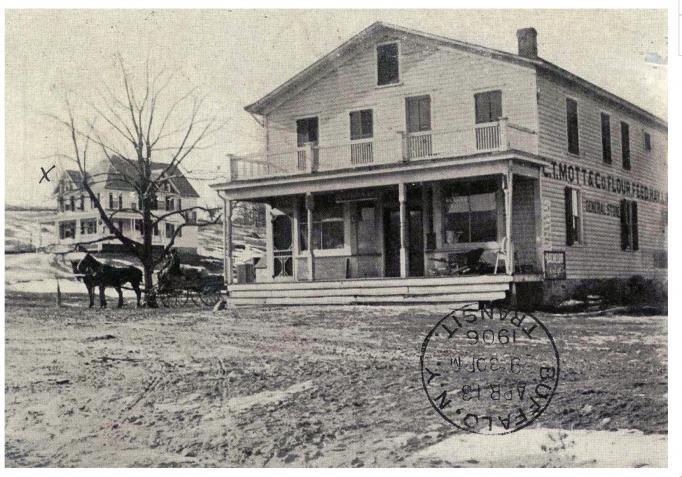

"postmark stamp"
[420, 305, 560, 435]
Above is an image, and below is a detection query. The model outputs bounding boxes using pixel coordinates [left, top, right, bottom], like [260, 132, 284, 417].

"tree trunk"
[143, 259, 157, 308]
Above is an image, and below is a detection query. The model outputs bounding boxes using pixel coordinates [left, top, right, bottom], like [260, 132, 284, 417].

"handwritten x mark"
[39, 165, 56, 184]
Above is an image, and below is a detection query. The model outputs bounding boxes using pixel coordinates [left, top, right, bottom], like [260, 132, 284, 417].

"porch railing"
[225, 118, 537, 181]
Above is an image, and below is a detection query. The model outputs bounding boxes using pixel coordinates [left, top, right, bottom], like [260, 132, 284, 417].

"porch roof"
[212, 150, 547, 201]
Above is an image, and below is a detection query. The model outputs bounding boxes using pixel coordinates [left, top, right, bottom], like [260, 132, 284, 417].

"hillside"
[5, 208, 265, 294]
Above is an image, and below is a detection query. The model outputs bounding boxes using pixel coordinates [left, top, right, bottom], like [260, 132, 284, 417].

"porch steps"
[226, 275, 511, 306]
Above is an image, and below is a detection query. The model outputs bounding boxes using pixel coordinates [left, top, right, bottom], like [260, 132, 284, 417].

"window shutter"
[119, 194, 123, 210]
[406, 98, 420, 133]
[566, 99, 579, 154]
[361, 110, 373, 137]
[475, 93, 489, 124]
[490, 91, 502, 121]
[178, 198, 182, 211]
[632, 201, 638, 251]
[109, 194, 113, 209]
[565, 187, 574, 246]
[349, 111, 360, 140]
[419, 97, 431, 131]
[620, 199, 629, 250]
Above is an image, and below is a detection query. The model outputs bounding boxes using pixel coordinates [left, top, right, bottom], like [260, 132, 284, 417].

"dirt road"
[5, 292, 667, 467]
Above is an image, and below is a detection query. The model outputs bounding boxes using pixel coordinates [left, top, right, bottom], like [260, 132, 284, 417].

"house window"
[79, 195, 85, 211]
[90, 195, 96, 209]
[474, 90, 503, 124]
[153, 223, 159, 236]
[177, 198, 182, 211]
[350, 109, 373, 140]
[118, 194, 123, 210]
[601, 113, 611, 164]
[443, 179, 498, 244]
[376, 42, 399, 86]
[109, 193, 114, 209]
[299, 198, 345, 250]
[566, 98, 580, 155]
[621, 122, 631, 170]
[165, 197, 175, 211]
[644, 132, 652, 152]
[165, 223, 175, 238]
[69, 196, 75, 211]
[134, 219, 144, 235]
[59, 221, 76, 239]
[406, 95, 431, 133]
[620, 199, 638, 251]
[80, 218, 97, 235]
[564, 187, 582, 245]
[296, 117, 319, 147]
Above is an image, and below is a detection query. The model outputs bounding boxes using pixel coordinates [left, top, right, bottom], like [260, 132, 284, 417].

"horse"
[71, 253, 143, 308]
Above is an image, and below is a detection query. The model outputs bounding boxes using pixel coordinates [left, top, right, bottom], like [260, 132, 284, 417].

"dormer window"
[377, 42, 399, 86]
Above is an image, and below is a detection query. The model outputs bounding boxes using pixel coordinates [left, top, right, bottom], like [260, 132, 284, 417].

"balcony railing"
[226, 118, 537, 182]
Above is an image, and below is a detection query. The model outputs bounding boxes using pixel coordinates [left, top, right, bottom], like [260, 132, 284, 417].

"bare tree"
[50, 56, 222, 306]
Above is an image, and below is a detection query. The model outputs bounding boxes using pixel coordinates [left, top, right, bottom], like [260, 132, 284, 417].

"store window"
[442, 179, 498, 244]
[299, 197, 345, 250]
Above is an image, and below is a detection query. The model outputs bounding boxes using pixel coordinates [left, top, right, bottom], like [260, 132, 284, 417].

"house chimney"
[516, 28, 538, 58]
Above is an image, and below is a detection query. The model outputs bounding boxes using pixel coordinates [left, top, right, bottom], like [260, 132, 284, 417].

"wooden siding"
[536, 71, 667, 280]
[267, 34, 538, 160]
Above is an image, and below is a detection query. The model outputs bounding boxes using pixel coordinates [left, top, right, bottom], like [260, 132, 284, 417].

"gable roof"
[245, 21, 666, 130]
[53, 169, 89, 194]
[107, 156, 200, 197]
[56, 157, 200, 198]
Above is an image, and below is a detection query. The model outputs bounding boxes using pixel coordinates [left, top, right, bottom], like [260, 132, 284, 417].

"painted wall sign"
[543, 160, 667, 205]
[544, 251, 566, 280]
[583, 199, 620, 218]
[542, 198, 552, 251]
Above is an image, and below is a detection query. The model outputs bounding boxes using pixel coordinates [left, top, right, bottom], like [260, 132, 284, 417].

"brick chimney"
[516, 28, 538, 58]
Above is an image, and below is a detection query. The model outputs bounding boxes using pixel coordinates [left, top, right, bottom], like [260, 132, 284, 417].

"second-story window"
[621, 121, 631, 170]
[566, 98, 580, 155]
[601, 113, 612, 164]
[377, 42, 399, 86]
[350, 110, 373, 140]
[474, 90, 502, 124]
[644, 132, 652, 152]
[296, 117, 318, 147]
[406, 96, 431, 133]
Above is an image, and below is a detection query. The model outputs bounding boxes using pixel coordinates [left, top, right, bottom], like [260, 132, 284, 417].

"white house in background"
[53, 156, 201, 253]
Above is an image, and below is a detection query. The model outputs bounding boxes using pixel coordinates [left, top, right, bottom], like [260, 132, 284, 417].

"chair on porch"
[494, 237, 511, 275]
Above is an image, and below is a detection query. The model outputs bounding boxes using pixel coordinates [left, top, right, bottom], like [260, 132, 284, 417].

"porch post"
[421, 183, 430, 276]
[223, 197, 233, 286]
[306, 192, 315, 281]
[399, 182, 409, 278]
[504, 169, 514, 275]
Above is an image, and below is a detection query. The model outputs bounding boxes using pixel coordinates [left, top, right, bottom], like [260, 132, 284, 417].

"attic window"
[377, 43, 399, 86]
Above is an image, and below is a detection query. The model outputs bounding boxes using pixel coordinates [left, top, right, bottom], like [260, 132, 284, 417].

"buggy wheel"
[190, 291, 203, 307]
[175, 290, 189, 308]
[199, 286, 221, 307]
[158, 292, 172, 308]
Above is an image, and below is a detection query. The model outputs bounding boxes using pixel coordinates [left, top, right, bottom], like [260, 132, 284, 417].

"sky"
[5, 9, 667, 208]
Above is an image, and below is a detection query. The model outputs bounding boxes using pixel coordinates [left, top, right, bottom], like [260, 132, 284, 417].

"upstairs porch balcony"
[226, 119, 537, 182]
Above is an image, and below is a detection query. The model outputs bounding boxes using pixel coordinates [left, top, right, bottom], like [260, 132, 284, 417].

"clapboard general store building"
[211, 22, 667, 306]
